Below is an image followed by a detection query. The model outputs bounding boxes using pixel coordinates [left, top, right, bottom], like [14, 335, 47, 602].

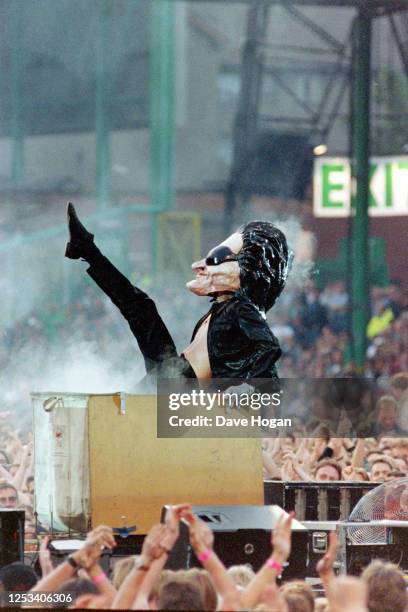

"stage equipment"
[338, 478, 408, 574]
[0, 511, 24, 567]
[32, 393, 263, 534]
[48, 538, 110, 573]
[301, 521, 340, 577]
[338, 520, 408, 575]
[161, 504, 308, 578]
[347, 477, 408, 543]
[264, 480, 377, 521]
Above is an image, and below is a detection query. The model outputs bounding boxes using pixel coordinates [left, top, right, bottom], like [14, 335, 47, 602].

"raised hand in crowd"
[72, 524, 116, 571]
[115, 504, 192, 610]
[31, 524, 116, 593]
[317, 531, 338, 603]
[329, 575, 368, 612]
[112, 523, 167, 610]
[5, 430, 23, 460]
[241, 511, 294, 609]
[162, 502, 192, 550]
[183, 508, 214, 554]
[38, 536, 53, 577]
[12, 441, 33, 492]
[262, 448, 282, 479]
[271, 510, 293, 563]
[295, 438, 314, 470]
[259, 583, 289, 612]
[182, 507, 240, 609]
[342, 464, 356, 480]
[282, 451, 311, 481]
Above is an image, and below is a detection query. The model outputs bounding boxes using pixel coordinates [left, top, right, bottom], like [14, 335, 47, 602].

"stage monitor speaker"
[161, 505, 308, 579]
[0, 511, 24, 567]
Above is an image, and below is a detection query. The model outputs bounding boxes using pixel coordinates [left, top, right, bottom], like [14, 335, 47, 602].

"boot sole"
[65, 242, 81, 259]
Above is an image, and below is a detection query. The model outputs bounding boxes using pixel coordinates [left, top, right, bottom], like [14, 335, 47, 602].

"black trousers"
[86, 254, 195, 378]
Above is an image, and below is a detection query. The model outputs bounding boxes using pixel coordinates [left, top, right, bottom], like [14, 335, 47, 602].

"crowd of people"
[0, 505, 406, 611]
[259, 279, 408, 484]
[0, 415, 35, 542]
[276, 279, 408, 381]
[1, 273, 408, 608]
[262, 430, 408, 484]
[2, 278, 408, 500]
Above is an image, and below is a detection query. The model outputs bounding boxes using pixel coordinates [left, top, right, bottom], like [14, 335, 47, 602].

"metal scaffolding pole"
[389, 14, 408, 78]
[351, 7, 372, 368]
[150, 0, 175, 274]
[95, 0, 111, 212]
[11, 0, 24, 181]
[225, 1, 270, 232]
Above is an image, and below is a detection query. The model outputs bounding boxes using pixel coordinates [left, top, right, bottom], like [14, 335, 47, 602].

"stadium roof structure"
[4, 0, 408, 367]
[182, 0, 406, 367]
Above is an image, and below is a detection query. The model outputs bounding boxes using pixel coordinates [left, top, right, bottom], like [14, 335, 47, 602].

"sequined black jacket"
[190, 294, 281, 379]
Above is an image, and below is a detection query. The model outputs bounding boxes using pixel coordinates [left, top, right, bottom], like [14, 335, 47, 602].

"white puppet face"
[186, 232, 243, 296]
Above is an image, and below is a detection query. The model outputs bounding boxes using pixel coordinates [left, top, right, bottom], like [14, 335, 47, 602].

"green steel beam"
[150, 0, 176, 274]
[95, 0, 111, 211]
[351, 9, 371, 368]
[11, 1, 24, 181]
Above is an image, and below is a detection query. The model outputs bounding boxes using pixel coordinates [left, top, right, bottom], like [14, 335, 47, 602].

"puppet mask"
[187, 222, 291, 310]
[186, 233, 242, 296]
[237, 221, 291, 312]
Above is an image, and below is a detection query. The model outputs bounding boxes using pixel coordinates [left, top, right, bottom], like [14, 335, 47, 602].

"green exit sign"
[314, 156, 408, 217]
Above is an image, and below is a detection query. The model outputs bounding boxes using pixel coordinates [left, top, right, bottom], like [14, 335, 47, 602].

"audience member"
[0, 507, 389, 611]
[362, 560, 407, 612]
[370, 457, 394, 482]
[314, 459, 342, 482]
[0, 481, 19, 509]
[0, 562, 38, 592]
[368, 396, 407, 437]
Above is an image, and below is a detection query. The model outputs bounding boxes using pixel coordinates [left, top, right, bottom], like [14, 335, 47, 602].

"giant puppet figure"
[65, 203, 291, 382]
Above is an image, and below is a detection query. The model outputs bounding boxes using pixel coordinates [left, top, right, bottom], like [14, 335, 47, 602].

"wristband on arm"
[66, 555, 80, 572]
[266, 557, 283, 573]
[134, 557, 151, 572]
[197, 549, 213, 563]
[159, 544, 171, 554]
[92, 572, 106, 585]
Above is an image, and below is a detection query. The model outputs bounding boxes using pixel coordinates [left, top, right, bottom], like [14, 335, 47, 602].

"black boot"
[65, 202, 97, 261]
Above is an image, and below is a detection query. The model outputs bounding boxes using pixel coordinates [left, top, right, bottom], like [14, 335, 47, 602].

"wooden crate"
[88, 394, 263, 533]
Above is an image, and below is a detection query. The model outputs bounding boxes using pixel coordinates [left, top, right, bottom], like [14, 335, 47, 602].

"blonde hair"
[391, 373, 408, 391]
[315, 597, 329, 612]
[280, 580, 314, 612]
[181, 569, 217, 611]
[112, 556, 138, 589]
[227, 564, 255, 588]
[376, 395, 398, 411]
[150, 569, 217, 610]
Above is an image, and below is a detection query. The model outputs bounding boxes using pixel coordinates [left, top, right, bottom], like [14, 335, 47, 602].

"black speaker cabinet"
[0, 510, 24, 567]
[161, 505, 308, 579]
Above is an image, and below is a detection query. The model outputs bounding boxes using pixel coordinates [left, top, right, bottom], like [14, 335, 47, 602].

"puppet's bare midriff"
[182, 314, 212, 380]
